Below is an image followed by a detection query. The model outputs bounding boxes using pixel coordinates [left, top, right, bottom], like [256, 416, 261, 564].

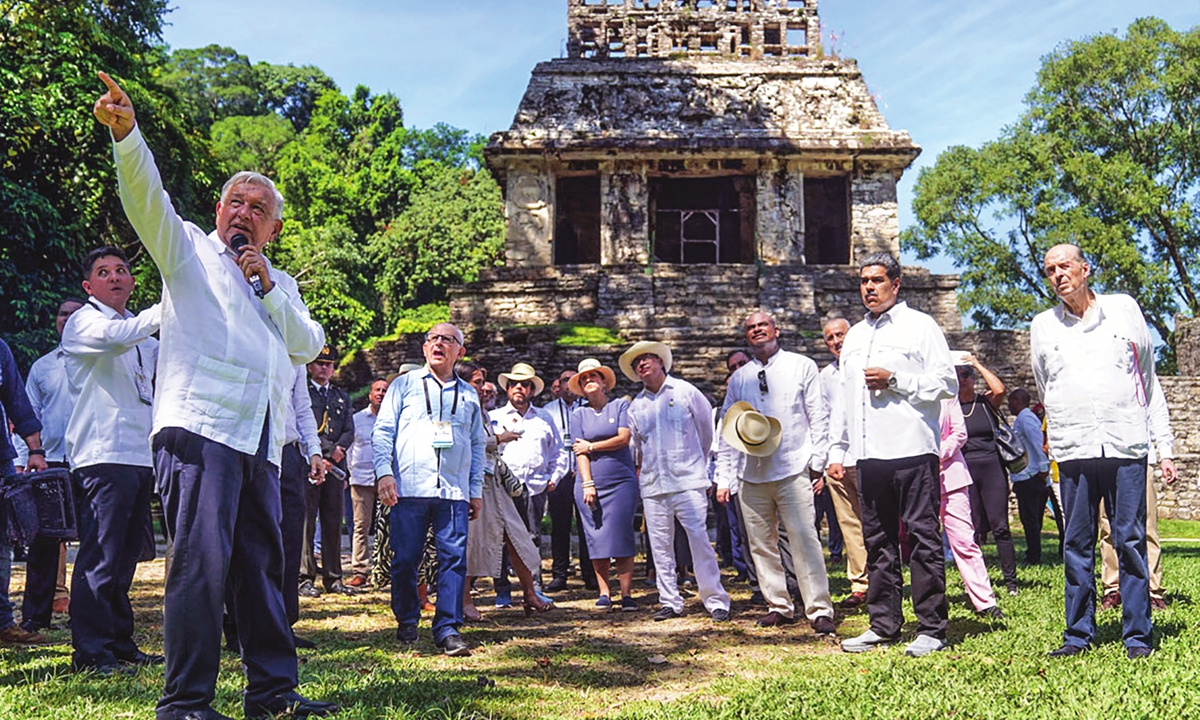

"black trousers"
[1012, 476, 1050, 563]
[964, 450, 1018, 587]
[301, 463, 343, 588]
[153, 426, 296, 717]
[857, 454, 947, 639]
[548, 472, 595, 585]
[21, 461, 69, 632]
[70, 463, 153, 667]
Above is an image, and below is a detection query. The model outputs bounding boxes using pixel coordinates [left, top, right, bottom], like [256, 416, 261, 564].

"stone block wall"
[1178, 316, 1200, 376]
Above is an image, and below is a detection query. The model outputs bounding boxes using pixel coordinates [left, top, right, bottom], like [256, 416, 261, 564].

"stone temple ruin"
[450, 0, 960, 392]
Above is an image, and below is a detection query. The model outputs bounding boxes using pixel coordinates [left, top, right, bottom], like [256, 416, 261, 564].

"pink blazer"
[938, 398, 973, 493]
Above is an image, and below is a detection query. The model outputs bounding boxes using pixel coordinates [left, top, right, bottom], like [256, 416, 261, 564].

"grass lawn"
[3, 520, 1198, 719]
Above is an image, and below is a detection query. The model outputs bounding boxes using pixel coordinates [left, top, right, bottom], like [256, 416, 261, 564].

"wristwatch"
[886, 373, 897, 389]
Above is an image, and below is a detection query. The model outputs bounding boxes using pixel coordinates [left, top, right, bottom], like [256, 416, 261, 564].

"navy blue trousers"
[1059, 456, 1150, 649]
[153, 426, 296, 717]
[390, 497, 468, 644]
[70, 463, 153, 666]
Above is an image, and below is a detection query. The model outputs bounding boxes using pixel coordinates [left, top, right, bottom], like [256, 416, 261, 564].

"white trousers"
[644, 487, 730, 613]
[739, 474, 833, 620]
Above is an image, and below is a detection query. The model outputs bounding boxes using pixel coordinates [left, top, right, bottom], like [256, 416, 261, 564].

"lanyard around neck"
[423, 375, 459, 420]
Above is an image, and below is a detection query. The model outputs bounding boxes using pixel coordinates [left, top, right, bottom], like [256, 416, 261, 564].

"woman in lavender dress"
[569, 358, 640, 612]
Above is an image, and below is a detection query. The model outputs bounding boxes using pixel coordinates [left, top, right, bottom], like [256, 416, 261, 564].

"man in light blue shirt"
[1007, 388, 1053, 564]
[374, 323, 485, 656]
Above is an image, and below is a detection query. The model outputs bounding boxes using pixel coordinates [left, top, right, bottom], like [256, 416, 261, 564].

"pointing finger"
[98, 70, 121, 94]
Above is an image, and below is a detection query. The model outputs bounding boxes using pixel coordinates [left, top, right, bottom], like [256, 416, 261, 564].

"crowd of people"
[0, 71, 1180, 718]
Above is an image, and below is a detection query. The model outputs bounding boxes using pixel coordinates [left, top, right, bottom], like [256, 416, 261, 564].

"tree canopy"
[1, 2, 504, 370]
[903, 17, 1199, 366]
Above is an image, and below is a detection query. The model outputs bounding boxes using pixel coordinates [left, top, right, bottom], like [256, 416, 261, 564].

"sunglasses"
[512, 379, 535, 389]
[758, 369, 769, 394]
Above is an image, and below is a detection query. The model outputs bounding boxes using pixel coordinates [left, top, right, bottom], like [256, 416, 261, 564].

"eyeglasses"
[425, 333, 461, 346]
[758, 369, 769, 394]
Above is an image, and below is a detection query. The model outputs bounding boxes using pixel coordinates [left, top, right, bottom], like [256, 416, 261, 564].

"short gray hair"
[221, 172, 285, 221]
[859, 252, 901, 281]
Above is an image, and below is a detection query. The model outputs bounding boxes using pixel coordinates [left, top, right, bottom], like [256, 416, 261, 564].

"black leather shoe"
[811, 616, 837, 636]
[298, 580, 321, 598]
[544, 578, 568, 593]
[396, 624, 418, 644]
[293, 634, 317, 650]
[1127, 646, 1152, 659]
[156, 708, 235, 720]
[1048, 643, 1088, 658]
[117, 649, 165, 666]
[245, 693, 339, 719]
[327, 581, 361, 595]
[70, 660, 135, 676]
[756, 611, 796, 627]
[436, 633, 471, 656]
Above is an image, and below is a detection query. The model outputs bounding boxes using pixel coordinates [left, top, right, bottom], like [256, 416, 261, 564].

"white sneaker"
[840, 629, 898, 653]
[904, 634, 947, 657]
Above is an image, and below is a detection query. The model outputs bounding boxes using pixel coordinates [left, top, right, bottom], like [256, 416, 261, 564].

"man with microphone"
[94, 72, 333, 719]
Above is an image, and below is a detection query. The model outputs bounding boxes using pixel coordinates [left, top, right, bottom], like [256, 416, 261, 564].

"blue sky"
[161, 1, 1199, 273]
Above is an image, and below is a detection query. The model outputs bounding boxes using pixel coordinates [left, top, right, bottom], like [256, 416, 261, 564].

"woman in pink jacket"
[939, 398, 1004, 619]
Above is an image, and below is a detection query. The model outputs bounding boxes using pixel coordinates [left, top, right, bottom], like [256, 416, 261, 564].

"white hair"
[220, 172, 285, 221]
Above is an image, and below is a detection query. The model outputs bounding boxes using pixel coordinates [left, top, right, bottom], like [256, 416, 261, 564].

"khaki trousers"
[1098, 463, 1162, 600]
[739, 474, 833, 621]
[825, 465, 869, 594]
[350, 484, 377, 578]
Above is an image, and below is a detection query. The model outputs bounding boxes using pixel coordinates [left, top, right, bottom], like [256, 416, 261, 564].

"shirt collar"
[865, 299, 908, 327]
[1055, 294, 1105, 331]
[640, 374, 675, 398]
[86, 296, 125, 320]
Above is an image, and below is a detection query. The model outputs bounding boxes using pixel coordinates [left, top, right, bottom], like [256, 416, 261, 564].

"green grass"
[554, 324, 622, 347]
[3, 536, 1197, 719]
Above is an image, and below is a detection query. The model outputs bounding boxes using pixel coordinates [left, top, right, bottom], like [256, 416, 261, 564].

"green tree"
[368, 161, 505, 328]
[209, 113, 295, 177]
[903, 17, 1199, 361]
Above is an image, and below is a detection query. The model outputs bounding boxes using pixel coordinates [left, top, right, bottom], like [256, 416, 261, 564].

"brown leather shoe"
[840, 591, 867, 609]
[756, 611, 796, 627]
[344, 575, 366, 588]
[52, 597, 70, 614]
[1100, 591, 1121, 610]
[0, 624, 48, 646]
[1150, 597, 1167, 611]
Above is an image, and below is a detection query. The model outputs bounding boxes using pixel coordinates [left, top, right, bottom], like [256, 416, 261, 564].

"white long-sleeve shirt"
[491, 403, 563, 496]
[716, 348, 828, 489]
[113, 126, 325, 468]
[61, 298, 160, 469]
[1010, 407, 1051, 482]
[819, 360, 855, 468]
[347, 407, 378, 487]
[543, 396, 582, 482]
[284, 364, 322, 461]
[830, 301, 957, 464]
[629, 375, 714, 498]
[25, 346, 75, 464]
[1145, 375, 1173, 465]
[1031, 293, 1155, 463]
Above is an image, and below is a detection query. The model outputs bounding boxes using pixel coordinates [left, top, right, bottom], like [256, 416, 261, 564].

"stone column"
[756, 158, 805, 264]
[600, 160, 650, 265]
[504, 163, 554, 268]
[849, 170, 901, 264]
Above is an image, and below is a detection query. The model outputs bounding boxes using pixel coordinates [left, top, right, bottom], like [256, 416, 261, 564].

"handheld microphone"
[229, 233, 265, 298]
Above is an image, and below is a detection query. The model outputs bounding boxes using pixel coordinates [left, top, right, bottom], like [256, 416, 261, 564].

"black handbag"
[1, 468, 79, 545]
[982, 401, 1028, 475]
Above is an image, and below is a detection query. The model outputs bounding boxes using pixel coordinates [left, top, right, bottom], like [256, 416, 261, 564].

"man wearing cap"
[829, 252, 957, 658]
[624, 341, 731, 622]
[817, 318, 870, 609]
[542, 369, 595, 593]
[715, 312, 836, 636]
[302, 346, 357, 597]
[374, 323, 486, 656]
[490, 363, 562, 596]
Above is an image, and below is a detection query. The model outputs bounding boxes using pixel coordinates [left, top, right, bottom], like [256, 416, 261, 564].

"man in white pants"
[623, 341, 731, 622]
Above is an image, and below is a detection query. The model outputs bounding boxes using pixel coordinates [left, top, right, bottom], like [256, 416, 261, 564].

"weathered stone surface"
[1178, 315, 1200, 376]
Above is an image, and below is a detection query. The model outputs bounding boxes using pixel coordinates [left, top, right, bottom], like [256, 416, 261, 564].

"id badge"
[431, 420, 455, 449]
[134, 367, 154, 406]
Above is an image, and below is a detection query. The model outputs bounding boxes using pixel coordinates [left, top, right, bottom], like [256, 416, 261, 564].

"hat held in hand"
[722, 401, 782, 458]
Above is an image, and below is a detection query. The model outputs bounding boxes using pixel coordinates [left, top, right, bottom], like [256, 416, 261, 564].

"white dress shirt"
[347, 407, 378, 487]
[1031, 293, 1156, 463]
[1010, 407, 1052, 482]
[830, 301, 957, 464]
[629, 375, 714, 498]
[491, 403, 563, 496]
[61, 298, 160, 469]
[819, 360, 856, 468]
[25, 346, 75, 463]
[716, 348, 828, 490]
[1145, 375, 1173, 465]
[543, 396, 582, 482]
[113, 125, 325, 468]
[284, 364, 322, 461]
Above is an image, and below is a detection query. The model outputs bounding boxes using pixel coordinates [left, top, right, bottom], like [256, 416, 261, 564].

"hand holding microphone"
[229, 233, 273, 297]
